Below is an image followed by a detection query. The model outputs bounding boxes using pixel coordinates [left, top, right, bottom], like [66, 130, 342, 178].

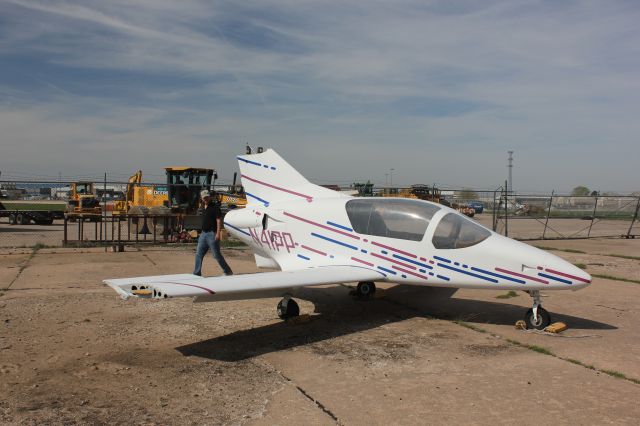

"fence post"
[587, 195, 598, 237]
[504, 180, 508, 237]
[626, 196, 640, 238]
[492, 189, 499, 232]
[63, 216, 68, 246]
[542, 191, 554, 240]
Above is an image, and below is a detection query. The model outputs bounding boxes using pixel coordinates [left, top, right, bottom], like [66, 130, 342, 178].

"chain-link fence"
[1, 179, 639, 248]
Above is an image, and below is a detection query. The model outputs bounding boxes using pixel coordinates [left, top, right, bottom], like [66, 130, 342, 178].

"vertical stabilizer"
[237, 149, 347, 207]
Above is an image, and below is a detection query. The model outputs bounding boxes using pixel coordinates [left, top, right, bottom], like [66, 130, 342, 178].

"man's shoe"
[224, 272, 234, 276]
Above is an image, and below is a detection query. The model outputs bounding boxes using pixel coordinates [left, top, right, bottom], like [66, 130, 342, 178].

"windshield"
[346, 198, 441, 241]
[432, 212, 491, 249]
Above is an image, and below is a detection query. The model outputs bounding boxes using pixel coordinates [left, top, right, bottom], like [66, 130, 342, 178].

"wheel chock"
[286, 314, 311, 324]
[544, 322, 567, 333]
[515, 320, 527, 330]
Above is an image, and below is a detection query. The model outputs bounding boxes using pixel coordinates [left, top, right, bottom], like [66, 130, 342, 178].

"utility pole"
[507, 151, 514, 194]
[390, 168, 394, 186]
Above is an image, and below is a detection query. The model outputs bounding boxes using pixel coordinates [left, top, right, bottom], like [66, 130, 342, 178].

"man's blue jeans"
[193, 231, 232, 276]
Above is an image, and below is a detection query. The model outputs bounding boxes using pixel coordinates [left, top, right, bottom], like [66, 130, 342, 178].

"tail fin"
[237, 149, 347, 207]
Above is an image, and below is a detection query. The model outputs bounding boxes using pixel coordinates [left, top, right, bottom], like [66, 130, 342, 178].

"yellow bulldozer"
[65, 181, 102, 221]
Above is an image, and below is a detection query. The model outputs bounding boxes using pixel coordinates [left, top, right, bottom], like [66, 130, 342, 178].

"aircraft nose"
[543, 252, 592, 289]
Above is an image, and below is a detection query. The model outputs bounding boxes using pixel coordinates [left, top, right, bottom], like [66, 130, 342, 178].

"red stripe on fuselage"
[284, 211, 360, 240]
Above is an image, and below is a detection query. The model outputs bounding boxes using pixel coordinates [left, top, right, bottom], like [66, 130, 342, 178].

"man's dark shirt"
[201, 203, 222, 233]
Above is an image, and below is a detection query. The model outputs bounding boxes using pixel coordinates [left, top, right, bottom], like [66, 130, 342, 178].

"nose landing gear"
[525, 290, 551, 330]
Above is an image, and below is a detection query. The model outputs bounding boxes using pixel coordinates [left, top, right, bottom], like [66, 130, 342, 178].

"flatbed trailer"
[0, 200, 66, 225]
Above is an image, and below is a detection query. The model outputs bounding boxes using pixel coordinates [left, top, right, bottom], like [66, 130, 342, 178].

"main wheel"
[17, 213, 29, 225]
[356, 281, 376, 298]
[8, 213, 17, 225]
[524, 307, 551, 330]
[277, 298, 300, 320]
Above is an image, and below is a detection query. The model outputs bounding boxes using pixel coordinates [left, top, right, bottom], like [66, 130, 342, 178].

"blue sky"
[1, 0, 639, 192]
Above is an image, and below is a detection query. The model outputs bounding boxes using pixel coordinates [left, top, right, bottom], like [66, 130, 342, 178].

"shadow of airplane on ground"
[176, 285, 615, 362]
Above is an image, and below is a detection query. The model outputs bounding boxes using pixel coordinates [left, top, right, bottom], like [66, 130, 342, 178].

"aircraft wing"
[104, 266, 386, 302]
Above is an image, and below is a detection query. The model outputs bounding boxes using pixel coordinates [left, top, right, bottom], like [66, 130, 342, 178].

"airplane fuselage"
[224, 197, 591, 291]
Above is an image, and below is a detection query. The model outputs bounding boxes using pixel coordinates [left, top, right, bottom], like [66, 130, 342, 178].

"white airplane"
[105, 149, 591, 330]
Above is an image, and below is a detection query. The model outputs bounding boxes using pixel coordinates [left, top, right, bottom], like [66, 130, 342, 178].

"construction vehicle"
[112, 171, 168, 218]
[380, 184, 475, 217]
[66, 182, 102, 221]
[353, 181, 375, 197]
[115, 167, 247, 239]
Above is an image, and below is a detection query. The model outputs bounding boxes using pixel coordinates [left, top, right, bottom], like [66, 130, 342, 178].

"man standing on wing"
[193, 190, 233, 276]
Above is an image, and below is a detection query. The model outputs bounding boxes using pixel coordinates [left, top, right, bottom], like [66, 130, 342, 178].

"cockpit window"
[432, 212, 491, 249]
[346, 199, 441, 241]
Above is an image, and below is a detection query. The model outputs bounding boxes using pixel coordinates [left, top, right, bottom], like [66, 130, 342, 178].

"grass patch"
[574, 263, 587, 270]
[32, 242, 54, 251]
[564, 358, 596, 370]
[454, 320, 488, 334]
[496, 290, 519, 299]
[592, 274, 640, 285]
[506, 339, 555, 356]
[533, 246, 586, 254]
[602, 370, 626, 379]
[605, 254, 640, 261]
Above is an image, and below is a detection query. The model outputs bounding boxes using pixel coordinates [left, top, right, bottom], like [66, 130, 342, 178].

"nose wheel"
[525, 290, 551, 330]
[277, 296, 300, 320]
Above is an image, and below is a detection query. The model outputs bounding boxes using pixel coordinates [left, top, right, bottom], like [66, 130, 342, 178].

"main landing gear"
[277, 295, 300, 320]
[524, 290, 551, 330]
[355, 281, 376, 299]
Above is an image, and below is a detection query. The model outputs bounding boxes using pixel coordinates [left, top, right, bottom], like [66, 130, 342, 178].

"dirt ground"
[1, 238, 639, 425]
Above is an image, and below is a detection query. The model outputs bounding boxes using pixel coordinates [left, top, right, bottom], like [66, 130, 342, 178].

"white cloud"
[1, 0, 639, 192]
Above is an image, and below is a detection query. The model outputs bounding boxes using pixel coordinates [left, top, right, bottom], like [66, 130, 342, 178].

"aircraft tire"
[277, 298, 299, 320]
[524, 307, 551, 330]
[356, 281, 376, 299]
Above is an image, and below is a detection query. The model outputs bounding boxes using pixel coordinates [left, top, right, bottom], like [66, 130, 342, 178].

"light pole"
[390, 168, 394, 186]
[385, 174, 388, 186]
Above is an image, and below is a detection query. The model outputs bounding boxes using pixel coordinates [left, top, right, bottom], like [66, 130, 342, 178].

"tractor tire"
[128, 206, 149, 224]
